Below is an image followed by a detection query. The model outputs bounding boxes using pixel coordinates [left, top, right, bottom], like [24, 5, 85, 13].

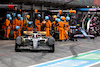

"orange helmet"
[26, 15, 30, 19]
[61, 16, 65, 20]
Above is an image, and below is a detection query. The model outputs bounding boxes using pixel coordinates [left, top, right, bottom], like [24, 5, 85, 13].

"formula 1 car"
[74, 27, 95, 39]
[15, 31, 55, 52]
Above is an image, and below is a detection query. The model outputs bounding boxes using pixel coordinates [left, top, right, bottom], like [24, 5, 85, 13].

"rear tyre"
[90, 37, 95, 39]
[53, 31, 59, 40]
[9, 30, 14, 40]
[48, 37, 55, 52]
[15, 44, 21, 52]
[49, 44, 55, 52]
[15, 36, 24, 52]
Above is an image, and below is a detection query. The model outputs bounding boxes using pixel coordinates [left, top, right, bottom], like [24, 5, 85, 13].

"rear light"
[38, 35, 40, 37]
[36, 35, 37, 37]
[32, 35, 41, 38]
[33, 35, 34, 37]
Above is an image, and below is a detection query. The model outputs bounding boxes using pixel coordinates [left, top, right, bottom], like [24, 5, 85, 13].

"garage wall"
[20, 4, 59, 18]
[12, 0, 95, 7]
[94, 0, 100, 6]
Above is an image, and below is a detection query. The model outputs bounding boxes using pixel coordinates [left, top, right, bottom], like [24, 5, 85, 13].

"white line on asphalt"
[0, 44, 14, 49]
[59, 43, 73, 46]
[85, 61, 100, 67]
[28, 49, 100, 67]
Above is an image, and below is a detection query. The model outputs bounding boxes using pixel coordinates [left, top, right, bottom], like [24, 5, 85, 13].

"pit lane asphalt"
[0, 37, 100, 67]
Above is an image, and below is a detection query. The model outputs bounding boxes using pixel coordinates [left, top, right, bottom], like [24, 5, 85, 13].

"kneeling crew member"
[25, 21, 33, 31]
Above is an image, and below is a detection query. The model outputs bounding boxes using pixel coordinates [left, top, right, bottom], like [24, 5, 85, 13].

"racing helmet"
[12, 13, 16, 17]
[15, 26, 19, 30]
[66, 16, 70, 21]
[9, 17, 12, 20]
[94, 17, 96, 19]
[90, 24, 93, 27]
[45, 16, 49, 20]
[55, 18, 58, 22]
[57, 19, 61, 22]
[60, 16, 63, 19]
[6, 14, 11, 19]
[61, 16, 65, 20]
[17, 14, 21, 18]
[57, 14, 60, 18]
[28, 21, 32, 25]
[26, 15, 30, 19]
[20, 17, 23, 20]
[77, 24, 80, 27]
[37, 14, 41, 17]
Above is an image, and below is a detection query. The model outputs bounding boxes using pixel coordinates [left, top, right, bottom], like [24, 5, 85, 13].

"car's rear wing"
[23, 31, 46, 35]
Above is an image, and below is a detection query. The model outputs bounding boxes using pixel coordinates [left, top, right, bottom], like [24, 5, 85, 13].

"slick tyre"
[49, 44, 55, 52]
[90, 37, 95, 39]
[15, 44, 21, 52]
[9, 30, 14, 39]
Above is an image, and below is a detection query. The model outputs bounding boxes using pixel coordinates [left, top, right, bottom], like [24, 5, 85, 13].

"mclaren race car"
[15, 31, 55, 52]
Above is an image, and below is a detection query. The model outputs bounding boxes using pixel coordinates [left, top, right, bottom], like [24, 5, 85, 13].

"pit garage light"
[76, 8, 98, 11]
[88, 8, 97, 11]
[76, 8, 90, 11]
[98, 8, 100, 10]
[69, 9, 76, 13]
